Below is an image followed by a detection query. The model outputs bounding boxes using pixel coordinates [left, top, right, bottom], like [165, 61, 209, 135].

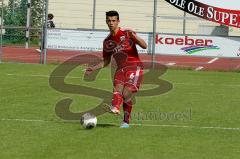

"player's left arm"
[128, 31, 147, 49]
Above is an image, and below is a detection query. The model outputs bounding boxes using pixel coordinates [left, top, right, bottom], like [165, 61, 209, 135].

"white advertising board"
[154, 34, 240, 57]
[47, 29, 149, 53]
[47, 29, 240, 57]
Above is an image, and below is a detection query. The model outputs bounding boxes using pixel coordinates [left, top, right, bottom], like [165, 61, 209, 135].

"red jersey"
[103, 28, 143, 69]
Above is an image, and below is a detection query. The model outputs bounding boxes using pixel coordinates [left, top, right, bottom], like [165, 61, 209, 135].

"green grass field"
[1, 63, 240, 159]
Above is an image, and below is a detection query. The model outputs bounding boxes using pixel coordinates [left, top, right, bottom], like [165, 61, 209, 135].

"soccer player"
[85, 10, 147, 128]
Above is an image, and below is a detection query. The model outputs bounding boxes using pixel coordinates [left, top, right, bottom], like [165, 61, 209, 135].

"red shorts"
[114, 66, 143, 93]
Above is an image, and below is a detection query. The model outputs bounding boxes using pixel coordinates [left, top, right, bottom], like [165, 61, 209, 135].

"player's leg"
[110, 84, 124, 114]
[123, 101, 132, 124]
[120, 66, 143, 127]
[109, 69, 125, 115]
[123, 66, 143, 102]
[121, 87, 134, 127]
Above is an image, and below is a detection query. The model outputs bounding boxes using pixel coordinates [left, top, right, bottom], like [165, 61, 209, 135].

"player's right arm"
[85, 38, 112, 76]
[85, 56, 111, 76]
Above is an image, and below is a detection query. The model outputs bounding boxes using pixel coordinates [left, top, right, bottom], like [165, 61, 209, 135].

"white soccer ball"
[80, 113, 97, 129]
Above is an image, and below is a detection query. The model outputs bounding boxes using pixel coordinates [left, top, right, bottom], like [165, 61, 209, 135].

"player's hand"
[122, 27, 147, 49]
[124, 29, 137, 41]
[85, 67, 94, 76]
[127, 31, 137, 40]
[122, 27, 137, 40]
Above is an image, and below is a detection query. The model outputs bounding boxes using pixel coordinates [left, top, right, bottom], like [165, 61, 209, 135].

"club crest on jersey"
[120, 36, 125, 41]
[108, 41, 115, 47]
[104, 40, 117, 52]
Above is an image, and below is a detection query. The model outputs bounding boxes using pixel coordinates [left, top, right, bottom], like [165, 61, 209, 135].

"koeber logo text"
[155, 34, 220, 54]
[155, 34, 213, 46]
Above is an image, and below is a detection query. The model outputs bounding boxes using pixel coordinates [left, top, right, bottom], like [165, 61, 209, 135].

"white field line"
[173, 82, 240, 87]
[1, 118, 51, 122]
[131, 123, 240, 131]
[195, 66, 204, 71]
[166, 62, 176, 66]
[6, 73, 85, 79]
[207, 57, 219, 64]
[1, 118, 240, 131]
[4, 73, 240, 87]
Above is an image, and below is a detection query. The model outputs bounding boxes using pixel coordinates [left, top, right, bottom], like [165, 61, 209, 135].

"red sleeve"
[131, 32, 138, 44]
[102, 40, 112, 59]
[103, 50, 110, 59]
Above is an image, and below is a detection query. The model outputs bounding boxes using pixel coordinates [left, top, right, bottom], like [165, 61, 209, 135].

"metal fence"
[0, 0, 47, 63]
[0, 0, 44, 46]
[48, 0, 240, 36]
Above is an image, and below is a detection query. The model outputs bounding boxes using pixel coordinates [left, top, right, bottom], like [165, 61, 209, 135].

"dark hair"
[106, 10, 119, 20]
[48, 13, 54, 20]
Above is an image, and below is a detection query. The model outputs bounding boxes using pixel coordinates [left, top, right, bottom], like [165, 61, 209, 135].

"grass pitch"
[0, 63, 240, 159]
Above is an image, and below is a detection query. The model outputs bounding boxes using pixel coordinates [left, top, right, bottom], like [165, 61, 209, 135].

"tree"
[3, 0, 44, 43]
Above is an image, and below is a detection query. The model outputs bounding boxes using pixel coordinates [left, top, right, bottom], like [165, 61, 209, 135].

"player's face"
[106, 16, 119, 32]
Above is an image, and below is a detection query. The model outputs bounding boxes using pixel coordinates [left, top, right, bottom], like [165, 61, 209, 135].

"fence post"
[0, 0, 4, 63]
[151, 0, 157, 68]
[40, 0, 44, 64]
[25, 0, 31, 49]
[43, 0, 48, 64]
[183, 11, 186, 35]
[92, 0, 96, 30]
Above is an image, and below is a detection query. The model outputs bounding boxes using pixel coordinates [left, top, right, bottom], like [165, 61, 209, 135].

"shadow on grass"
[96, 123, 117, 128]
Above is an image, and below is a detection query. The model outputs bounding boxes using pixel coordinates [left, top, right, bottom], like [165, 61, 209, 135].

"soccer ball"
[80, 113, 97, 129]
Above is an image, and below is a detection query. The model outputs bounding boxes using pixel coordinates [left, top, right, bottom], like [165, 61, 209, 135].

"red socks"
[111, 92, 123, 110]
[123, 100, 132, 123]
[112, 92, 133, 123]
